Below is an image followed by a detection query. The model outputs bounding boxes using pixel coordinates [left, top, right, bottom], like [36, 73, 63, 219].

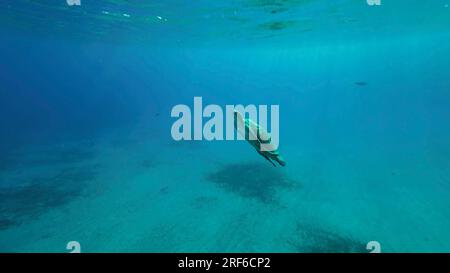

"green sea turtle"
[234, 110, 286, 167]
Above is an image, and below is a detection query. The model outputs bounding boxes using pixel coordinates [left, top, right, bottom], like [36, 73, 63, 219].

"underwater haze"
[1, 0, 450, 252]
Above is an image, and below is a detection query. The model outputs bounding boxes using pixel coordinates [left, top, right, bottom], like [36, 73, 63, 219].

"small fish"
[355, 81, 367, 86]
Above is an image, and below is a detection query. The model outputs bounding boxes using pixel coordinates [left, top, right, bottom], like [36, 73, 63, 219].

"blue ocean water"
[1, 0, 450, 252]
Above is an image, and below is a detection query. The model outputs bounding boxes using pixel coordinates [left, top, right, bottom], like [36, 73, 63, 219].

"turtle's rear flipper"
[266, 157, 277, 167]
[275, 156, 286, 167]
[259, 152, 277, 167]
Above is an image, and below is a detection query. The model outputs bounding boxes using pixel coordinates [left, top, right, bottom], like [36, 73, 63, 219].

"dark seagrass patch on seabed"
[286, 222, 366, 253]
[205, 162, 299, 204]
[0, 166, 98, 230]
